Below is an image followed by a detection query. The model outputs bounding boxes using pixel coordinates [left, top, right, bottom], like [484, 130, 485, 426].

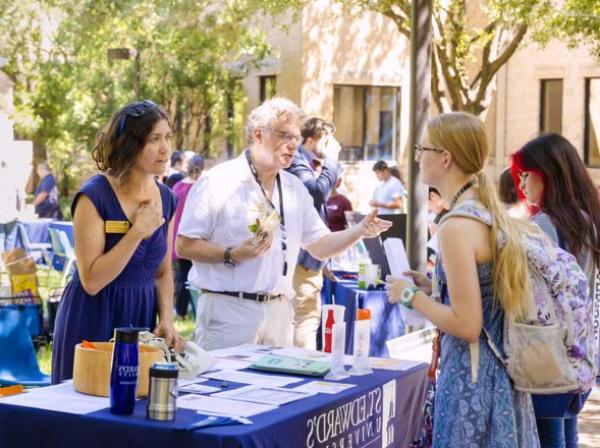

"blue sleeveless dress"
[432, 201, 539, 447]
[51, 174, 176, 384]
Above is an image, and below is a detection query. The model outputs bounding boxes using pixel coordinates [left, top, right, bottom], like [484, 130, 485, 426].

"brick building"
[240, 1, 600, 208]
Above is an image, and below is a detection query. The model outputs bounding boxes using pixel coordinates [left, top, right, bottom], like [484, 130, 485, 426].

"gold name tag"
[105, 220, 130, 234]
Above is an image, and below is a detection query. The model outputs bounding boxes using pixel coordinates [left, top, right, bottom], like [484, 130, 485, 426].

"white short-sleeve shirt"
[372, 176, 406, 214]
[178, 152, 331, 297]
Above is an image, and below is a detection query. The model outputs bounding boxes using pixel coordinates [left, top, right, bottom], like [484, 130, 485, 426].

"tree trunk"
[373, 1, 531, 118]
[60, 166, 70, 198]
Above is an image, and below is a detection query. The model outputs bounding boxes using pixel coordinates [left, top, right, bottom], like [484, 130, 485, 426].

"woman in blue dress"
[52, 100, 185, 384]
[387, 112, 539, 446]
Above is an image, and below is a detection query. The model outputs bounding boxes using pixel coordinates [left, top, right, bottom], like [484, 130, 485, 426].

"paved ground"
[578, 386, 600, 448]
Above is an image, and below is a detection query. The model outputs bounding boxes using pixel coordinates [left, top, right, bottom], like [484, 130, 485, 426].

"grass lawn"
[35, 266, 196, 375]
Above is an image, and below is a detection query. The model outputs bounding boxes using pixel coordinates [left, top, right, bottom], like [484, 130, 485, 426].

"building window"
[333, 85, 401, 162]
[540, 79, 563, 134]
[585, 78, 600, 168]
[259, 76, 277, 102]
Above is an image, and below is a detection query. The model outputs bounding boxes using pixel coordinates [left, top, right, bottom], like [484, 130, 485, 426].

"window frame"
[333, 84, 402, 163]
[259, 75, 277, 103]
[539, 78, 564, 134]
[584, 77, 600, 168]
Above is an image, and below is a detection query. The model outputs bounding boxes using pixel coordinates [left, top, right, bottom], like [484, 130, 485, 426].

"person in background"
[370, 160, 406, 214]
[176, 98, 390, 351]
[51, 100, 185, 384]
[33, 161, 61, 219]
[325, 173, 354, 277]
[387, 112, 540, 446]
[172, 155, 205, 318]
[182, 150, 197, 173]
[511, 133, 600, 448]
[498, 167, 528, 219]
[391, 166, 409, 212]
[389, 165, 406, 185]
[326, 175, 353, 232]
[285, 116, 341, 349]
[165, 150, 185, 188]
[0, 160, 23, 220]
[426, 187, 448, 270]
[427, 187, 447, 236]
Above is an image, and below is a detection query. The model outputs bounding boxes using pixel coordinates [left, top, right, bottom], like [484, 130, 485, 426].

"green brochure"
[250, 355, 331, 377]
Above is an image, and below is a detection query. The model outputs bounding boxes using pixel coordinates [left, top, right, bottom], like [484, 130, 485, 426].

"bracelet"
[400, 286, 419, 310]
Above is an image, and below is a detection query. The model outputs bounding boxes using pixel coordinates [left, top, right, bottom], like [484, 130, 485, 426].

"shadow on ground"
[579, 386, 600, 448]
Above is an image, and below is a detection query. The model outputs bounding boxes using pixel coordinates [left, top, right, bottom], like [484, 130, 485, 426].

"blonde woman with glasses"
[388, 112, 540, 447]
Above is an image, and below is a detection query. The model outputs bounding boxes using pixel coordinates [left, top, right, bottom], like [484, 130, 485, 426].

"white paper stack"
[383, 237, 430, 327]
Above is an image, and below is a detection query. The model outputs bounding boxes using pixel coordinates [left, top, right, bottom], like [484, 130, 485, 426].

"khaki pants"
[194, 292, 294, 351]
[292, 266, 323, 349]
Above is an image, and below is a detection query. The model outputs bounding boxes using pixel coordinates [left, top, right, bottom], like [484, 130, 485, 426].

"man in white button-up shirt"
[176, 98, 391, 350]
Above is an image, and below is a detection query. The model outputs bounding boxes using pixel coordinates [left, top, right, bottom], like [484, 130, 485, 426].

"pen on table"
[198, 411, 252, 424]
[228, 415, 252, 425]
[185, 414, 252, 430]
[185, 416, 219, 430]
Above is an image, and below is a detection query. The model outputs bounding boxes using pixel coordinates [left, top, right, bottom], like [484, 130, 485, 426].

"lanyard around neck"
[245, 150, 285, 226]
[245, 150, 288, 276]
[448, 179, 476, 211]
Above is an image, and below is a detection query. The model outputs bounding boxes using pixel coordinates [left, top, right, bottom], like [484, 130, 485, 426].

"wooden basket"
[73, 342, 164, 398]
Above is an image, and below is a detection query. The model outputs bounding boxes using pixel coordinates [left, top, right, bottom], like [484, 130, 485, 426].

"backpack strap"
[469, 342, 480, 383]
[437, 200, 500, 383]
[437, 199, 493, 229]
[462, 327, 509, 385]
[482, 326, 507, 367]
[468, 326, 510, 383]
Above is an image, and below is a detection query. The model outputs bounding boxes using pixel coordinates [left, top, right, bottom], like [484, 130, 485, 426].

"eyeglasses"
[117, 100, 158, 137]
[413, 144, 445, 161]
[263, 127, 302, 145]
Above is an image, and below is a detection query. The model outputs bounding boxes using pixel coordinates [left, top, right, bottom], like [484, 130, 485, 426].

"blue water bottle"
[110, 328, 139, 415]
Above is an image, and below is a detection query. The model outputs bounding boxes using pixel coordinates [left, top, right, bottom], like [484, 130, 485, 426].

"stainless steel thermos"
[146, 362, 178, 421]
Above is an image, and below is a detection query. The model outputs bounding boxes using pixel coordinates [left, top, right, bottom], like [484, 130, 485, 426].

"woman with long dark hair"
[52, 100, 185, 383]
[511, 132, 600, 448]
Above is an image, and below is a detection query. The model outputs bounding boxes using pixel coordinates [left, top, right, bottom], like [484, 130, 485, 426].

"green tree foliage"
[337, 1, 560, 116]
[546, 0, 600, 57]
[0, 0, 297, 194]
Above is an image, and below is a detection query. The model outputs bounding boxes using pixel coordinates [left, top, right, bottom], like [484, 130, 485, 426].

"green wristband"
[400, 286, 419, 310]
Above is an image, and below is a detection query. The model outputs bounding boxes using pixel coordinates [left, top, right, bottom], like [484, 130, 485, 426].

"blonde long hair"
[427, 112, 534, 318]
